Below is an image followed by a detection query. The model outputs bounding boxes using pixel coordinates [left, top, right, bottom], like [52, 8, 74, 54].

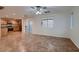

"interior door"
[25, 20, 32, 33]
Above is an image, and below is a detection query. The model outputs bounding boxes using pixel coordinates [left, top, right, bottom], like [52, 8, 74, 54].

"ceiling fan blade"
[44, 11, 50, 13]
[31, 7, 35, 9]
[43, 7, 47, 9]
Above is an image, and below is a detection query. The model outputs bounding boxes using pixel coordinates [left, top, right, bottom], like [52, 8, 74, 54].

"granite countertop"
[1, 24, 15, 28]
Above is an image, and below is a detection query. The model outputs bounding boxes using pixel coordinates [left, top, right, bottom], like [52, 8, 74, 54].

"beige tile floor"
[0, 32, 79, 52]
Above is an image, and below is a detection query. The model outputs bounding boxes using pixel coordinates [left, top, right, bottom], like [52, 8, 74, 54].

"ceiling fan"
[31, 6, 50, 15]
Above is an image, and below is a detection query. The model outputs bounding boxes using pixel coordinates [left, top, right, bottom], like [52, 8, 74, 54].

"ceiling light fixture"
[36, 11, 42, 15]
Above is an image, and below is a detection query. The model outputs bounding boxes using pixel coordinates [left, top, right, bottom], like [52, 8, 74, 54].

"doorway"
[25, 20, 32, 33]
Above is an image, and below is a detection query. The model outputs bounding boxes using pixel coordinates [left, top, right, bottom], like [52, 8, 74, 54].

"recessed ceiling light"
[12, 13, 16, 15]
[5, 15, 8, 17]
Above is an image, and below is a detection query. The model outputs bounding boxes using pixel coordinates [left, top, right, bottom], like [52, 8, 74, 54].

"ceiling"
[0, 6, 73, 19]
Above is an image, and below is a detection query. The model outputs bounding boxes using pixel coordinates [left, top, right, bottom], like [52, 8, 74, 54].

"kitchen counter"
[1, 27, 7, 37]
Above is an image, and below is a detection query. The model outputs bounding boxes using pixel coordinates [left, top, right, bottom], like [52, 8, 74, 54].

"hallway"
[0, 32, 79, 52]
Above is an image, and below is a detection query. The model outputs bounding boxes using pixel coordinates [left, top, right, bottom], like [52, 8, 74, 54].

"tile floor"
[0, 32, 79, 52]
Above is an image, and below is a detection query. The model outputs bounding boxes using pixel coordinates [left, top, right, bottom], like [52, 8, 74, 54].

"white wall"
[31, 13, 70, 38]
[70, 7, 79, 48]
[22, 7, 79, 48]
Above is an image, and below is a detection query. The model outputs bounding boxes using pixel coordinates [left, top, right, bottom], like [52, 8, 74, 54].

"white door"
[25, 20, 32, 33]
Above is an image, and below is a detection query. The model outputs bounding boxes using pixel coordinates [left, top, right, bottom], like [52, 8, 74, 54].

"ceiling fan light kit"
[31, 6, 50, 15]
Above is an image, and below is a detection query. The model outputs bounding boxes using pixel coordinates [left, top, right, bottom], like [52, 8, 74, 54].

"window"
[41, 18, 54, 28]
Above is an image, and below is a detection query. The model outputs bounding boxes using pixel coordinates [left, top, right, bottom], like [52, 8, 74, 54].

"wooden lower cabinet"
[1, 28, 7, 37]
